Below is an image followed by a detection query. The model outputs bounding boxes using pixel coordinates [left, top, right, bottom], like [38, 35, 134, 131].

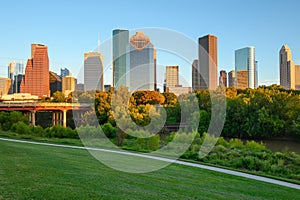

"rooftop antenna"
[98, 32, 100, 53]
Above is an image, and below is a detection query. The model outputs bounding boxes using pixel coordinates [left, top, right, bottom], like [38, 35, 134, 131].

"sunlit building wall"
[280, 45, 296, 90]
[0, 77, 11, 96]
[166, 66, 179, 92]
[198, 34, 218, 90]
[20, 44, 50, 98]
[62, 75, 76, 96]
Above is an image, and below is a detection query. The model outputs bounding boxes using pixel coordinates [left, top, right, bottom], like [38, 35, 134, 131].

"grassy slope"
[0, 140, 299, 200]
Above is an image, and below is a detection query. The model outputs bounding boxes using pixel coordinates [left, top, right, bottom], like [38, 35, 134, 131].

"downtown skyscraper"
[20, 44, 50, 98]
[84, 52, 104, 91]
[8, 61, 24, 94]
[129, 32, 156, 91]
[198, 34, 218, 90]
[235, 46, 257, 89]
[112, 29, 129, 89]
[279, 45, 300, 90]
[165, 65, 179, 92]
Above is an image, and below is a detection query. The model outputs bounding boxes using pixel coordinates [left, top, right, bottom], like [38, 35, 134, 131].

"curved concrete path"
[0, 137, 299, 190]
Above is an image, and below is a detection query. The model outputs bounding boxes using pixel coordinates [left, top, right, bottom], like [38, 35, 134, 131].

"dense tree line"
[75, 84, 300, 139]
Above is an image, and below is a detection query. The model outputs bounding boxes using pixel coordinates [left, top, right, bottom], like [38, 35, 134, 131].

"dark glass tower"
[113, 29, 129, 89]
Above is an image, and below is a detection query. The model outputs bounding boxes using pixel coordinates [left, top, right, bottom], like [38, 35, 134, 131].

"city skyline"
[0, 0, 300, 87]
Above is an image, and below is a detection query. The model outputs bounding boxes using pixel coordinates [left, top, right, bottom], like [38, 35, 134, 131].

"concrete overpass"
[0, 102, 91, 127]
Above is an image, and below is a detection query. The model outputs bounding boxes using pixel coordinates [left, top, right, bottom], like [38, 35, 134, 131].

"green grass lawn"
[0, 140, 299, 199]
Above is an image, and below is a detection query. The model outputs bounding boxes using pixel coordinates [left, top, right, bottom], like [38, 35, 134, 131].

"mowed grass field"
[0, 140, 299, 200]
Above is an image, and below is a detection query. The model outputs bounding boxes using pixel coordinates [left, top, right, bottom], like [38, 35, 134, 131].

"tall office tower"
[235, 46, 256, 89]
[62, 75, 76, 96]
[165, 66, 179, 92]
[113, 29, 129, 89]
[219, 70, 227, 87]
[0, 77, 11, 96]
[198, 34, 218, 90]
[49, 71, 62, 96]
[280, 45, 296, 90]
[129, 32, 156, 91]
[20, 44, 50, 98]
[84, 52, 104, 91]
[192, 59, 200, 90]
[8, 61, 24, 93]
[61, 67, 71, 77]
[228, 70, 235, 87]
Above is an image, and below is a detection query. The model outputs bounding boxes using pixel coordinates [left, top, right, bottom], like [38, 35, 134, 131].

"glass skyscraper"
[8, 61, 24, 94]
[128, 32, 156, 91]
[113, 29, 129, 89]
[235, 46, 257, 89]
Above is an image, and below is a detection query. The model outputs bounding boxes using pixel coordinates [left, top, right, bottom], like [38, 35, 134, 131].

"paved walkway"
[0, 137, 299, 190]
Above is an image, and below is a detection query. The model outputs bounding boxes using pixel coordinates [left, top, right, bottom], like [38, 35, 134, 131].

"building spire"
[98, 32, 100, 53]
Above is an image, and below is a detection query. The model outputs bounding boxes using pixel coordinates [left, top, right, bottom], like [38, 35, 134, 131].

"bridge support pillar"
[63, 110, 67, 128]
[31, 111, 36, 126]
[59, 112, 63, 125]
[52, 112, 56, 126]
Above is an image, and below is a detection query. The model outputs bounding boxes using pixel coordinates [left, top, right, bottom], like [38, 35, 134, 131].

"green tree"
[52, 91, 66, 102]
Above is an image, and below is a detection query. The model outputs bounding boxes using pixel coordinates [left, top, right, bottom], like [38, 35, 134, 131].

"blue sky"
[0, 0, 300, 87]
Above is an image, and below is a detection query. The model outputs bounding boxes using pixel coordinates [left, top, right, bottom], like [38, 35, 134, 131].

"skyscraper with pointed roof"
[280, 45, 296, 90]
[129, 32, 156, 91]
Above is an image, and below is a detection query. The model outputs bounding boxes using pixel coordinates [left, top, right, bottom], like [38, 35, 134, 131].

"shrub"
[101, 123, 116, 138]
[217, 137, 229, 148]
[77, 125, 108, 138]
[50, 125, 65, 138]
[33, 125, 44, 136]
[213, 145, 227, 153]
[229, 138, 244, 149]
[241, 156, 256, 170]
[63, 127, 78, 138]
[10, 121, 32, 135]
[136, 133, 160, 151]
[245, 140, 266, 151]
